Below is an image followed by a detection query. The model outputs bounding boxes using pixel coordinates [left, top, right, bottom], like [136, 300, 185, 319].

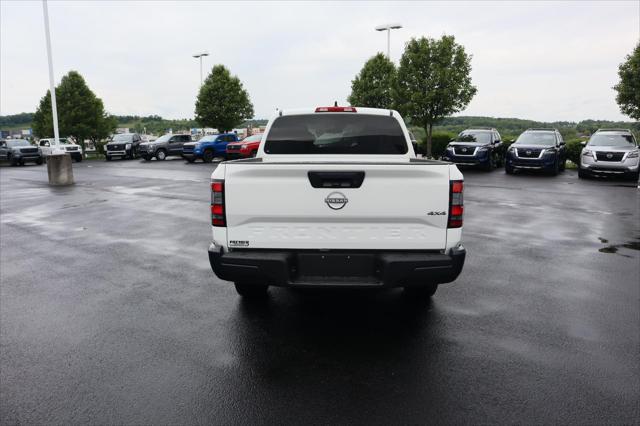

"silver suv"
[579, 129, 639, 180]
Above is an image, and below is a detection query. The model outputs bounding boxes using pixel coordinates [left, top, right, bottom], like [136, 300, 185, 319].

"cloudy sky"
[1, 1, 638, 122]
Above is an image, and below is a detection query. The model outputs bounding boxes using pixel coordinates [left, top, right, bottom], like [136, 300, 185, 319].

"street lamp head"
[192, 51, 210, 58]
[375, 23, 402, 31]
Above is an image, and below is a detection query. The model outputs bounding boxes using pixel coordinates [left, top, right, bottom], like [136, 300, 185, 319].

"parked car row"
[442, 127, 639, 180]
[0, 137, 86, 166]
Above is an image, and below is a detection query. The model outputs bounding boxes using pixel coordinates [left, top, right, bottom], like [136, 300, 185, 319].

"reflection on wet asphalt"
[1, 161, 638, 424]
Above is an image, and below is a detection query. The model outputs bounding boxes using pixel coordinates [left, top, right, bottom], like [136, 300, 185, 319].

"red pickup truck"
[225, 134, 262, 159]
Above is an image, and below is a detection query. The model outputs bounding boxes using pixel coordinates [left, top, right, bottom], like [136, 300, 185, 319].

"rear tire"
[202, 149, 214, 163]
[404, 283, 438, 298]
[234, 283, 269, 298]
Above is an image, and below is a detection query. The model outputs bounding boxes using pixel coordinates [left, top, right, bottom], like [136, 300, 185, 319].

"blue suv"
[182, 133, 240, 163]
[505, 129, 566, 175]
[442, 128, 504, 171]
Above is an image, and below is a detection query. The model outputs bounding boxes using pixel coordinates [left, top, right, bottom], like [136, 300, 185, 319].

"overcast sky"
[1, 1, 638, 122]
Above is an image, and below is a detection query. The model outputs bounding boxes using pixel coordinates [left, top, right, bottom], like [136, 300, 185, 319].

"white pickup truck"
[207, 106, 466, 298]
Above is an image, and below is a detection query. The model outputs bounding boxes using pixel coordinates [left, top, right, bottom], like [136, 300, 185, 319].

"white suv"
[579, 129, 639, 180]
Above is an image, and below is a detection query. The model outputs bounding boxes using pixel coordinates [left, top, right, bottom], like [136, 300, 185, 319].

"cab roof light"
[315, 106, 357, 113]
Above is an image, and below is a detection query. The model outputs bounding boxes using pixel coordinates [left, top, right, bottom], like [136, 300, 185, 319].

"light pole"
[192, 51, 209, 87]
[42, 0, 61, 153]
[375, 23, 402, 59]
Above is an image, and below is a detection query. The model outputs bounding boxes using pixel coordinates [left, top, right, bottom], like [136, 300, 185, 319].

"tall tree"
[32, 71, 116, 150]
[614, 42, 640, 121]
[395, 35, 477, 157]
[195, 65, 254, 132]
[348, 53, 397, 109]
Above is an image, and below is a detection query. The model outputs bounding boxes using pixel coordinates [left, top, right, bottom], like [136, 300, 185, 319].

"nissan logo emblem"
[526, 150, 532, 155]
[606, 153, 613, 159]
[325, 192, 348, 210]
[461, 147, 467, 153]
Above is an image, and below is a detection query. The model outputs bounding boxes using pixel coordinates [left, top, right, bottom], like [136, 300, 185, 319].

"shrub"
[418, 131, 455, 158]
[565, 139, 584, 166]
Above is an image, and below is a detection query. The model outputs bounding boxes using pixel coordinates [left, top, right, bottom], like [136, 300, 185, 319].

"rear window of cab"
[264, 114, 408, 155]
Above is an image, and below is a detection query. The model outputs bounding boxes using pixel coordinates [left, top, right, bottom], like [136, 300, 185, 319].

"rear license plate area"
[295, 253, 377, 281]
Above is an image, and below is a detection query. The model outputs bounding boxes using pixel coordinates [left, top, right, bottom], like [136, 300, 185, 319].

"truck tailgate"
[224, 163, 451, 250]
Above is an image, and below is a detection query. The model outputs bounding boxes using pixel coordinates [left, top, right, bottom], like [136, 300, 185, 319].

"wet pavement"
[1, 159, 638, 424]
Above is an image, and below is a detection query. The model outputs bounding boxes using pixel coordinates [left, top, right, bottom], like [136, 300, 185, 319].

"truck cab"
[207, 106, 466, 299]
[182, 133, 239, 163]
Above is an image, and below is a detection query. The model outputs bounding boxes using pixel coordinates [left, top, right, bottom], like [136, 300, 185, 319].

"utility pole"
[375, 23, 403, 59]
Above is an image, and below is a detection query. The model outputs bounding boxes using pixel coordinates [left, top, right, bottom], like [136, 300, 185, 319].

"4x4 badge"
[325, 192, 348, 210]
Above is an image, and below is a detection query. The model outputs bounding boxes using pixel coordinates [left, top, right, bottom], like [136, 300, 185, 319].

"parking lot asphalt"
[1, 159, 638, 424]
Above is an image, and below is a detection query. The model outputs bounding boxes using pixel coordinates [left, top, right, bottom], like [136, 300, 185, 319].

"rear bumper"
[208, 245, 466, 288]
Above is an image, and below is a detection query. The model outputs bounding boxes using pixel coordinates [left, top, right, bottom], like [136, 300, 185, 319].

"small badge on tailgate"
[229, 240, 250, 247]
[325, 192, 348, 210]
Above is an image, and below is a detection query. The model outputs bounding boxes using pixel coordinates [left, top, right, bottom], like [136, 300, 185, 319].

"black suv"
[505, 129, 566, 175]
[442, 128, 504, 171]
[105, 133, 142, 161]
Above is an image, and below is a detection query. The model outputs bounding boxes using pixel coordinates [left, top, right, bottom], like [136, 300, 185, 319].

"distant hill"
[1, 112, 635, 139]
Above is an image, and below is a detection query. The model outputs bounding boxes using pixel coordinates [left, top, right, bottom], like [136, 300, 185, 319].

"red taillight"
[315, 106, 357, 113]
[448, 180, 464, 228]
[211, 179, 225, 227]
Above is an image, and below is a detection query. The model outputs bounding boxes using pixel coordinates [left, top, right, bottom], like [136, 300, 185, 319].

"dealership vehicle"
[441, 128, 504, 171]
[208, 106, 466, 298]
[505, 129, 566, 175]
[578, 129, 639, 180]
[0, 139, 43, 166]
[38, 138, 83, 162]
[226, 134, 263, 159]
[138, 133, 191, 161]
[105, 133, 143, 161]
[183, 133, 239, 163]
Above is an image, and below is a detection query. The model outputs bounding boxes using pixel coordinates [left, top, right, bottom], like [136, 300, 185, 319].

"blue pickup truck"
[182, 133, 239, 163]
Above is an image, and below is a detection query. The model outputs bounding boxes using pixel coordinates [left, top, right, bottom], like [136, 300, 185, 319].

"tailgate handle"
[308, 171, 365, 188]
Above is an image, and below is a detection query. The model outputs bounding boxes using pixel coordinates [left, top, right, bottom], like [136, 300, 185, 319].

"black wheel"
[36, 158, 43, 165]
[76, 156, 82, 163]
[106, 155, 112, 161]
[202, 149, 214, 163]
[234, 283, 269, 298]
[559, 158, 566, 171]
[549, 159, 559, 176]
[404, 284, 438, 298]
[186, 157, 196, 163]
[505, 164, 514, 174]
[578, 168, 588, 179]
[155, 149, 167, 161]
[627, 170, 640, 182]
[8, 154, 18, 166]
